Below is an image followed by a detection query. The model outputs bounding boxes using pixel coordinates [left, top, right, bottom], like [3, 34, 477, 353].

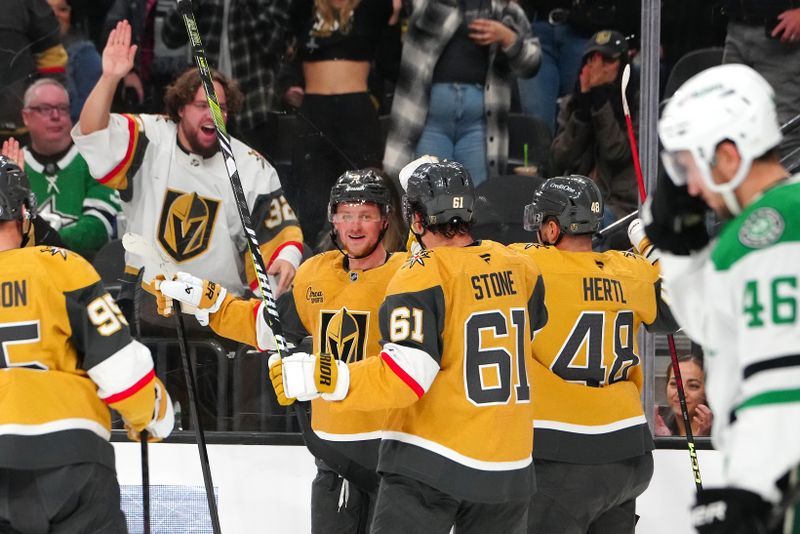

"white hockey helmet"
[658, 64, 782, 214]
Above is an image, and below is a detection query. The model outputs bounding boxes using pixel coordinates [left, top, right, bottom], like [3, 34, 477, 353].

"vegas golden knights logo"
[157, 189, 220, 262]
[321, 308, 369, 364]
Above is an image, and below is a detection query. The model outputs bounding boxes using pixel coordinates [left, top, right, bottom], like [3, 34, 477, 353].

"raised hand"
[102, 20, 138, 81]
[1, 137, 24, 169]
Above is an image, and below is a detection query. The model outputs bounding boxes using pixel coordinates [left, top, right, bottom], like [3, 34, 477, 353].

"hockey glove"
[628, 218, 661, 265]
[691, 488, 771, 534]
[125, 377, 175, 442]
[268, 352, 350, 405]
[643, 169, 710, 256]
[152, 272, 227, 326]
[142, 275, 174, 317]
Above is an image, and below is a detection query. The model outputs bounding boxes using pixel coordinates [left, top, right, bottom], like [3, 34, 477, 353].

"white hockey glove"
[268, 352, 349, 406]
[125, 377, 174, 442]
[150, 272, 227, 326]
[628, 218, 661, 265]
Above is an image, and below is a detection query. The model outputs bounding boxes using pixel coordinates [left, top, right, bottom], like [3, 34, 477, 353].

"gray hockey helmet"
[328, 169, 392, 221]
[403, 160, 475, 227]
[524, 175, 603, 235]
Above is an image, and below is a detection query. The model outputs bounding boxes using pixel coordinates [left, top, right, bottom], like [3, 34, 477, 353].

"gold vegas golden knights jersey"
[0, 246, 159, 471]
[509, 243, 676, 464]
[329, 241, 548, 503]
[209, 251, 406, 472]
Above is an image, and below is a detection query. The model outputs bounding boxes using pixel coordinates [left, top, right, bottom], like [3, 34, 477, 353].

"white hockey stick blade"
[122, 233, 178, 278]
[121, 232, 199, 315]
[621, 63, 631, 116]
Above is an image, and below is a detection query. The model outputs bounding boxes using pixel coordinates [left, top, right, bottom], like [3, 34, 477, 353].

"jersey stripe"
[97, 114, 139, 185]
[102, 368, 154, 404]
[314, 429, 383, 441]
[744, 354, 800, 379]
[0, 418, 110, 440]
[381, 430, 532, 471]
[737, 388, 800, 412]
[534, 415, 647, 434]
[87, 339, 154, 400]
[382, 351, 424, 398]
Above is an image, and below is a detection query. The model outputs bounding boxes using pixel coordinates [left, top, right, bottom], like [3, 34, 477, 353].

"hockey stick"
[176, 0, 380, 493]
[174, 304, 222, 533]
[141, 430, 150, 534]
[622, 63, 703, 494]
[121, 233, 221, 533]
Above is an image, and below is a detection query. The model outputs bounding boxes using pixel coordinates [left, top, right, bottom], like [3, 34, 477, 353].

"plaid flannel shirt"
[162, 0, 291, 131]
[383, 0, 540, 179]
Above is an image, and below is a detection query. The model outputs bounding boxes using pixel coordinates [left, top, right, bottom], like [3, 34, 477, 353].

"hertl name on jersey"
[583, 276, 627, 304]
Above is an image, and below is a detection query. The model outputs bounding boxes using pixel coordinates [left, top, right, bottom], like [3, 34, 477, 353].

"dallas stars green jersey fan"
[23, 145, 120, 257]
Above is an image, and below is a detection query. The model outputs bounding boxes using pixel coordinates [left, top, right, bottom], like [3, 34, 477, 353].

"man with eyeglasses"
[13, 78, 120, 258]
[74, 20, 304, 329]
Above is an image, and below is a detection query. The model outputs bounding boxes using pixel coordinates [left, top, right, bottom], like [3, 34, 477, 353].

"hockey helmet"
[524, 175, 603, 235]
[403, 160, 475, 227]
[328, 169, 392, 221]
[0, 156, 36, 221]
[659, 64, 781, 213]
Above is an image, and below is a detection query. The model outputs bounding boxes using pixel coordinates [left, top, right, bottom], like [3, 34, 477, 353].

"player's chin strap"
[19, 218, 34, 248]
[330, 221, 389, 260]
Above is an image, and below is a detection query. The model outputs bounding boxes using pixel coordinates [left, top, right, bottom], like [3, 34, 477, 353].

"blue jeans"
[416, 83, 488, 186]
[517, 20, 590, 134]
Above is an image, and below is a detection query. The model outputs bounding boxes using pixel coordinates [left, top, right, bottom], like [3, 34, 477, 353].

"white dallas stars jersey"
[72, 114, 303, 295]
[660, 177, 800, 503]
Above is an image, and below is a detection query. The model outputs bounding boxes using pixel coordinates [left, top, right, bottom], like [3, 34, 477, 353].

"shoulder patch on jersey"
[405, 249, 432, 269]
[39, 246, 69, 261]
[524, 243, 547, 250]
[738, 207, 784, 249]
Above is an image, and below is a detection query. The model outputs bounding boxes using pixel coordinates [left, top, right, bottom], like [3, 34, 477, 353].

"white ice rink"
[115, 443, 722, 533]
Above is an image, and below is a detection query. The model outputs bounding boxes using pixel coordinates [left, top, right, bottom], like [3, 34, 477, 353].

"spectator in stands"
[515, 1, 640, 135]
[515, 0, 594, 136]
[14, 79, 120, 258]
[161, 0, 293, 157]
[382, 0, 540, 187]
[102, 0, 191, 114]
[47, 0, 102, 124]
[0, 0, 67, 143]
[722, 1, 800, 158]
[284, 0, 401, 249]
[654, 354, 713, 437]
[548, 29, 638, 227]
[74, 20, 303, 321]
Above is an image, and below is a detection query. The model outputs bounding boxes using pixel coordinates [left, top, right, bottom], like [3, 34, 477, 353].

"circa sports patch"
[738, 207, 785, 248]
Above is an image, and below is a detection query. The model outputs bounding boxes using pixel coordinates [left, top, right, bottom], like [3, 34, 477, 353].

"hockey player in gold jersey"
[509, 175, 676, 533]
[269, 161, 548, 534]
[0, 156, 174, 532]
[143, 169, 403, 533]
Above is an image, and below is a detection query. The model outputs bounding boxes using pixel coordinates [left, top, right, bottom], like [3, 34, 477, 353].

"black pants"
[312, 464, 375, 534]
[527, 453, 654, 534]
[0, 463, 127, 534]
[290, 93, 383, 250]
[370, 473, 528, 534]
